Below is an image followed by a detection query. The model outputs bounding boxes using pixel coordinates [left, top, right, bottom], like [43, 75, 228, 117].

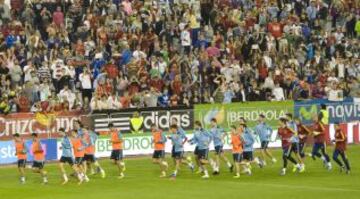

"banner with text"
[58, 132, 281, 158]
[0, 139, 58, 165]
[92, 106, 194, 133]
[0, 111, 84, 140]
[294, 98, 359, 125]
[194, 101, 293, 129]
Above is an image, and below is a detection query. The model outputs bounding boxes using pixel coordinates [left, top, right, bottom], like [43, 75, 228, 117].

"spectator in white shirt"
[272, 83, 285, 101]
[181, 25, 191, 54]
[132, 45, 147, 61]
[79, 68, 93, 101]
[23, 61, 35, 82]
[58, 85, 76, 110]
[107, 92, 122, 109]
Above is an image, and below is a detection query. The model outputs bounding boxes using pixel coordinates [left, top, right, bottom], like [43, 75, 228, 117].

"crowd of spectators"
[0, 0, 359, 114]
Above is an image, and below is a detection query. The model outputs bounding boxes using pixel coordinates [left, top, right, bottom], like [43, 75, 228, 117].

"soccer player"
[311, 116, 332, 170]
[170, 118, 194, 171]
[286, 113, 305, 172]
[58, 128, 83, 185]
[254, 114, 276, 167]
[189, 121, 212, 179]
[71, 129, 89, 182]
[240, 123, 257, 175]
[168, 124, 184, 179]
[109, 123, 126, 179]
[209, 118, 233, 175]
[31, 133, 48, 184]
[332, 123, 351, 174]
[230, 125, 243, 178]
[151, 124, 168, 177]
[83, 127, 106, 178]
[14, 133, 27, 184]
[294, 118, 311, 161]
[277, 118, 301, 176]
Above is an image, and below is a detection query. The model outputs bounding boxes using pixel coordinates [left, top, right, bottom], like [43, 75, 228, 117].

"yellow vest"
[320, 109, 329, 125]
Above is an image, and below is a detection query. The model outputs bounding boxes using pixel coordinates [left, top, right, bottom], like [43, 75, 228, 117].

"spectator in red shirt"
[52, 6, 64, 28]
[267, 19, 283, 39]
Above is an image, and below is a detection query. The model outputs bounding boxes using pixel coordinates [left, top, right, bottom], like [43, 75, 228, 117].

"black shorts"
[60, 156, 74, 165]
[17, 159, 26, 168]
[84, 154, 96, 163]
[194, 146, 199, 155]
[233, 153, 242, 163]
[173, 151, 183, 159]
[32, 161, 44, 169]
[243, 151, 253, 161]
[282, 146, 291, 157]
[291, 142, 300, 154]
[299, 142, 306, 158]
[214, 145, 223, 155]
[171, 146, 176, 158]
[75, 157, 84, 165]
[110, 150, 123, 161]
[261, 141, 269, 149]
[153, 150, 165, 159]
[197, 149, 209, 160]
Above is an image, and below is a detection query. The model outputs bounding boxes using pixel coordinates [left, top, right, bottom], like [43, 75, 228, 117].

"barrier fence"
[1, 99, 360, 164]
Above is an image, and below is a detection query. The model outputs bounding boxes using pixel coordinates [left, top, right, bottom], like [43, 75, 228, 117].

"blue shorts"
[214, 145, 223, 155]
[197, 149, 209, 160]
[291, 142, 300, 154]
[261, 141, 269, 149]
[111, 150, 123, 161]
[153, 150, 165, 159]
[233, 153, 242, 163]
[243, 151, 253, 161]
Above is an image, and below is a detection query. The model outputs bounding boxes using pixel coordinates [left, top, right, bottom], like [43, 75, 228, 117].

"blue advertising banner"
[294, 98, 358, 125]
[0, 139, 58, 165]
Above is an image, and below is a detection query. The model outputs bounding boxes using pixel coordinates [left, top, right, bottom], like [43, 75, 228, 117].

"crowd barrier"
[1, 99, 360, 164]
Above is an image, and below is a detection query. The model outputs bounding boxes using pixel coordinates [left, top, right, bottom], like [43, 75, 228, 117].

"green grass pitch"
[0, 145, 359, 199]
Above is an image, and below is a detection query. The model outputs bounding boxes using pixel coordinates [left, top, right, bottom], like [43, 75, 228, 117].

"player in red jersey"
[311, 116, 332, 170]
[277, 118, 300, 176]
[294, 118, 311, 161]
[332, 123, 351, 174]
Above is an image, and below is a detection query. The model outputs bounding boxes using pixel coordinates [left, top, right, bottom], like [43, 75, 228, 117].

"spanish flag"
[35, 112, 56, 127]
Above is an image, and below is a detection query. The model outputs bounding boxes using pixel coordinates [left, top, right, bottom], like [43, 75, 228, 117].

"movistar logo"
[298, 105, 318, 120]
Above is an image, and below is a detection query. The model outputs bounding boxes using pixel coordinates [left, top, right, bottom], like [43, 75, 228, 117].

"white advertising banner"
[57, 132, 282, 159]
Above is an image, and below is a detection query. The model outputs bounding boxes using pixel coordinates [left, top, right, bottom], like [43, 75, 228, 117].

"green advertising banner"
[194, 101, 294, 129]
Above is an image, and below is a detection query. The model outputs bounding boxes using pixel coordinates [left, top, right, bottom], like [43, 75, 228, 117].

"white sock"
[173, 170, 178, 175]
[21, 176, 25, 182]
[63, 174, 68, 181]
[204, 169, 209, 176]
[227, 162, 232, 167]
[321, 156, 326, 161]
[43, 177, 48, 182]
[162, 161, 168, 167]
